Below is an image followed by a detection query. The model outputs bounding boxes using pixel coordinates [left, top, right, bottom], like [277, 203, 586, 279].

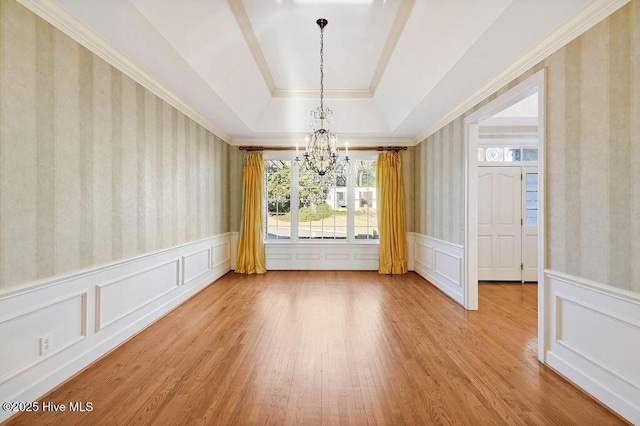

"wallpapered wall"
[228, 148, 243, 234]
[0, 0, 235, 290]
[414, 1, 640, 293]
[401, 148, 415, 233]
[413, 121, 464, 245]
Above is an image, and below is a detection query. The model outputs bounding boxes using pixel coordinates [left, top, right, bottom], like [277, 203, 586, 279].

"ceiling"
[52, 0, 594, 145]
[480, 92, 538, 135]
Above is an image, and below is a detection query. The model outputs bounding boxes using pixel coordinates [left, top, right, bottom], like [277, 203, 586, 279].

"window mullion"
[347, 161, 355, 242]
[291, 161, 299, 242]
[263, 169, 268, 240]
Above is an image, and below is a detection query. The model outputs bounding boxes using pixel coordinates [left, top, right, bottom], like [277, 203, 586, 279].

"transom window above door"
[478, 146, 538, 163]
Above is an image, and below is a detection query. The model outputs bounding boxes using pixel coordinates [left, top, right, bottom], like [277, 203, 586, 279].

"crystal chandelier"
[295, 18, 349, 180]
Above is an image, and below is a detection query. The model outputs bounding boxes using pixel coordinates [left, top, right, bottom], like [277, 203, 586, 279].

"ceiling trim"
[16, 0, 233, 142]
[368, 0, 416, 94]
[413, 0, 631, 144]
[230, 137, 415, 147]
[226, 0, 276, 95]
[272, 88, 372, 99]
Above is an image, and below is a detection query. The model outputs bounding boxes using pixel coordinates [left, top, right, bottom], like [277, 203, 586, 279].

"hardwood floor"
[6, 272, 625, 425]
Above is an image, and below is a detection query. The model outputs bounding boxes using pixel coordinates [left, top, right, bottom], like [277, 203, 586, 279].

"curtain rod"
[238, 146, 407, 152]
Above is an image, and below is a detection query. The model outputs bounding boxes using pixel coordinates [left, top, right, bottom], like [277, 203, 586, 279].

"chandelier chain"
[319, 24, 324, 116]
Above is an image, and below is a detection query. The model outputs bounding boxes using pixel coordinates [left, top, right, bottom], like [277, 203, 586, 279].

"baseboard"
[0, 233, 233, 423]
[544, 270, 640, 424]
[410, 233, 464, 305]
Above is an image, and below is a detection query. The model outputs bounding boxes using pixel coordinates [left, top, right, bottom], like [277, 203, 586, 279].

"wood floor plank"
[5, 272, 627, 425]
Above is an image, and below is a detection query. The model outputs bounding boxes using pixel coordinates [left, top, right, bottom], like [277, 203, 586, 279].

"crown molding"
[272, 88, 372, 99]
[413, 0, 631, 144]
[369, 0, 416, 94]
[16, 0, 233, 143]
[230, 137, 416, 147]
[226, 0, 276, 95]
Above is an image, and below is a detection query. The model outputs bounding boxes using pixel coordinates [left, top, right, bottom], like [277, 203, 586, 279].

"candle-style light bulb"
[296, 144, 299, 157]
[345, 141, 349, 156]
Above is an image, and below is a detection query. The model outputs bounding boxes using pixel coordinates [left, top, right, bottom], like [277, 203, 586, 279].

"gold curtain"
[236, 152, 266, 274]
[376, 152, 408, 274]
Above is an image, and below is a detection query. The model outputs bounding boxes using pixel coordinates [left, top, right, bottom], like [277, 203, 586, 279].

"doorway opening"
[463, 69, 546, 361]
[478, 92, 539, 283]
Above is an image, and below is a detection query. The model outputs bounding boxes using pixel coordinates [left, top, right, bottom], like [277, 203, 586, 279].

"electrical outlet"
[40, 334, 52, 356]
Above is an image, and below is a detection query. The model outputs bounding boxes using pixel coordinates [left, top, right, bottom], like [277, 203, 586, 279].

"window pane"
[265, 160, 291, 239]
[523, 148, 538, 161]
[485, 147, 503, 161]
[526, 173, 538, 191]
[298, 167, 347, 240]
[526, 209, 538, 226]
[354, 226, 379, 239]
[526, 191, 538, 209]
[504, 148, 521, 162]
[328, 226, 347, 239]
[355, 160, 378, 239]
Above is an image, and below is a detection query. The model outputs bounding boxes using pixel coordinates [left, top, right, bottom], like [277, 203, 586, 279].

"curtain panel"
[376, 152, 408, 274]
[236, 152, 266, 274]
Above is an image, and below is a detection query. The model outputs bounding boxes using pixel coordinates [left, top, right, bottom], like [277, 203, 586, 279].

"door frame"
[463, 69, 546, 362]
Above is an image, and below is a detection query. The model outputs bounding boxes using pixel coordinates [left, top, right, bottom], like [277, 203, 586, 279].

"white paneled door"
[478, 167, 522, 281]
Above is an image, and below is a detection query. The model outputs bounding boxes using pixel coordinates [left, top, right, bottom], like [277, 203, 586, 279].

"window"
[297, 165, 347, 239]
[478, 146, 538, 163]
[354, 160, 377, 240]
[525, 172, 538, 226]
[265, 159, 291, 239]
[264, 152, 378, 242]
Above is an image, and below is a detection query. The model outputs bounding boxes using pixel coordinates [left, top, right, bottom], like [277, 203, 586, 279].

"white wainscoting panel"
[265, 243, 379, 270]
[182, 248, 211, 286]
[0, 291, 87, 383]
[96, 259, 180, 331]
[211, 240, 231, 270]
[544, 270, 640, 424]
[0, 233, 233, 423]
[411, 233, 464, 305]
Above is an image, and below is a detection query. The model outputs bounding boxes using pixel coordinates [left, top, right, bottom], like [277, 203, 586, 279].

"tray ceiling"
[49, 0, 598, 144]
